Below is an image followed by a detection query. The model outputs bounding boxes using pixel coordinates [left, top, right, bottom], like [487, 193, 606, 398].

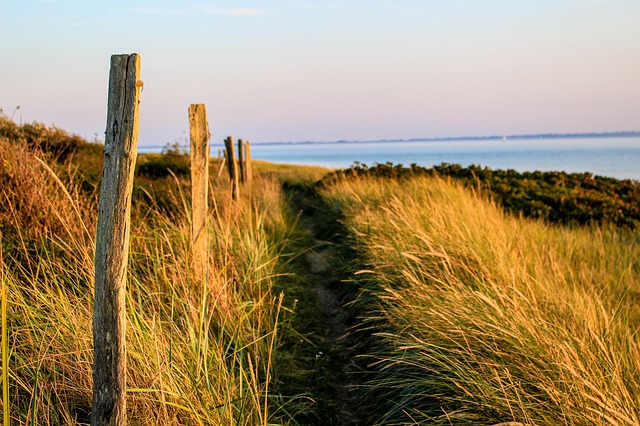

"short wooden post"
[238, 138, 246, 184]
[224, 136, 239, 200]
[245, 140, 252, 184]
[217, 149, 226, 178]
[92, 53, 141, 426]
[189, 104, 210, 286]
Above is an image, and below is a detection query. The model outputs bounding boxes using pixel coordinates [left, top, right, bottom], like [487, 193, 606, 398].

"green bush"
[322, 162, 640, 228]
[136, 155, 190, 179]
[0, 115, 88, 161]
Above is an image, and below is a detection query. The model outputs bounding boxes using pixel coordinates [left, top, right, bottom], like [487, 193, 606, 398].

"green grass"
[319, 174, 640, 425]
[251, 160, 331, 186]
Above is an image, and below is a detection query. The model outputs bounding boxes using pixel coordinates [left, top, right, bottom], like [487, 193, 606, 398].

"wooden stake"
[238, 138, 246, 184]
[189, 104, 210, 286]
[92, 53, 141, 426]
[224, 136, 240, 200]
[217, 150, 226, 178]
[245, 140, 252, 184]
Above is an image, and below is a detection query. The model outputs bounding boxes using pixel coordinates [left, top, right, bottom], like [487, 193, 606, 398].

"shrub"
[0, 115, 88, 161]
[136, 155, 190, 179]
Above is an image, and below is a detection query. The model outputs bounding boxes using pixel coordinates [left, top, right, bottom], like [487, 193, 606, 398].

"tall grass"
[0, 134, 300, 424]
[320, 175, 640, 425]
[1, 233, 9, 425]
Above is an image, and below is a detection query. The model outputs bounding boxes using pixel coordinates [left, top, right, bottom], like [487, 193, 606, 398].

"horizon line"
[138, 130, 640, 148]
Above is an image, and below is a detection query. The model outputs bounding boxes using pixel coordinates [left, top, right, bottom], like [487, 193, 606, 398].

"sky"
[1, 0, 639, 146]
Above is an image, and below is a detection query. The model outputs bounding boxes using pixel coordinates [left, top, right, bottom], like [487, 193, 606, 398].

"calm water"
[248, 137, 640, 180]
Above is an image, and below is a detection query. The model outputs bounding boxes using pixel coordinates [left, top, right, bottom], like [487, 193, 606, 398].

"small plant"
[161, 140, 188, 156]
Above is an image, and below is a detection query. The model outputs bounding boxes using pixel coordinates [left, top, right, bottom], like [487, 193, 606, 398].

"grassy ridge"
[319, 175, 640, 424]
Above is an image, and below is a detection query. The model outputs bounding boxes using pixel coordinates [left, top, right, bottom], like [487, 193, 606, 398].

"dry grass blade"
[33, 155, 91, 240]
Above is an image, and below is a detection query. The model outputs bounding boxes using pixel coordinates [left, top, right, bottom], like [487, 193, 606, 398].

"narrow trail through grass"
[278, 182, 372, 426]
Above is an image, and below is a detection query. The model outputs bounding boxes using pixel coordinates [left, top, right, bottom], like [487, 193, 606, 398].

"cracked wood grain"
[91, 53, 141, 426]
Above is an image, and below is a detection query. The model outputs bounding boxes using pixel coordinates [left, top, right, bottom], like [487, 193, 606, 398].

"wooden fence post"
[224, 136, 239, 200]
[92, 53, 141, 426]
[217, 149, 226, 178]
[238, 138, 246, 184]
[189, 104, 210, 286]
[245, 140, 252, 184]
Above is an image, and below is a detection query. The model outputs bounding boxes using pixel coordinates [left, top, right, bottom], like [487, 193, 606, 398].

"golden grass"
[320, 175, 640, 425]
[251, 160, 331, 185]
[0, 135, 304, 424]
[1, 239, 9, 425]
[5, 117, 639, 425]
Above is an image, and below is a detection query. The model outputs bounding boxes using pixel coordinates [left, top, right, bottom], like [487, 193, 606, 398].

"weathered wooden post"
[217, 149, 226, 178]
[92, 53, 141, 426]
[238, 138, 246, 184]
[245, 140, 252, 184]
[189, 104, 210, 286]
[224, 136, 240, 200]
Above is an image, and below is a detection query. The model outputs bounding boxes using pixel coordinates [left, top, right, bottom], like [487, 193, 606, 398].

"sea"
[140, 136, 640, 181]
[250, 137, 640, 181]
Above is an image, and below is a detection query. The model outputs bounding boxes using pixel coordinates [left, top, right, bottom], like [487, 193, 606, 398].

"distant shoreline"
[138, 131, 640, 151]
[257, 131, 640, 146]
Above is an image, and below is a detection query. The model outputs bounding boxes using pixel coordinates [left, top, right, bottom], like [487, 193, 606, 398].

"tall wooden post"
[92, 53, 141, 426]
[238, 138, 246, 184]
[224, 136, 239, 200]
[245, 140, 252, 184]
[189, 104, 210, 286]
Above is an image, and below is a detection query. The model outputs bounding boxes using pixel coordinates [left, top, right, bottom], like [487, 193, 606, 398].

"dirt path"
[280, 182, 371, 426]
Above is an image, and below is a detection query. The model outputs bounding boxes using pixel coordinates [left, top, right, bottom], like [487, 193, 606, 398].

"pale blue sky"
[1, 0, 639, 145]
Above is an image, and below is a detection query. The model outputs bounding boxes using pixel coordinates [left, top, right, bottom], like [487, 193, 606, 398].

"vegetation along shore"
[1, 115, 639, 424]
